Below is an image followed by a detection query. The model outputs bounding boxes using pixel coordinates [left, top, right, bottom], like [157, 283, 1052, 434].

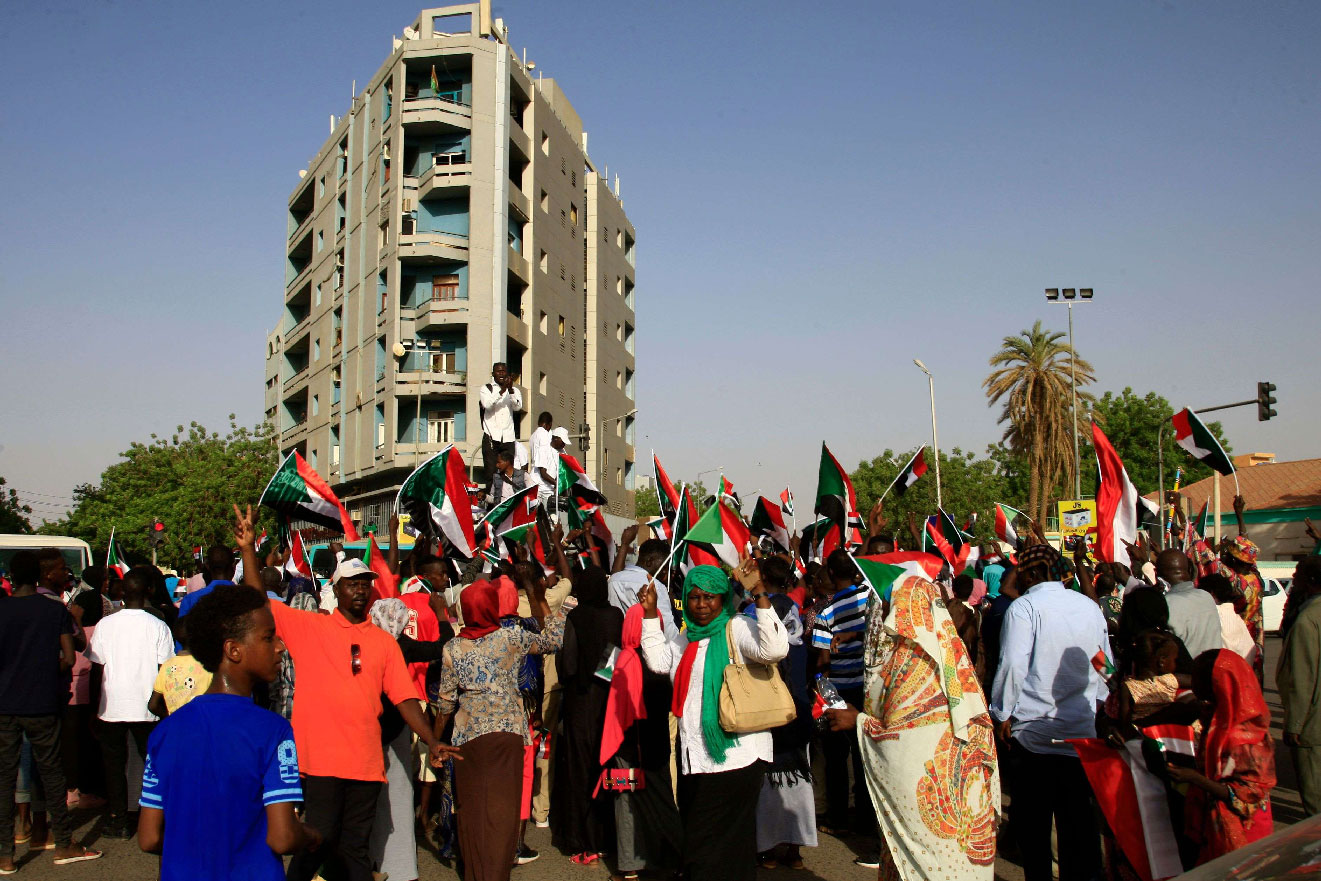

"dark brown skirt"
[455, 731, 524, 881]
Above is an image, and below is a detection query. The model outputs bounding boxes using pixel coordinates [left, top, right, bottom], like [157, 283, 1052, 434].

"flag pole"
[787, 487, 797, 535]
[106, 526, 114, 570]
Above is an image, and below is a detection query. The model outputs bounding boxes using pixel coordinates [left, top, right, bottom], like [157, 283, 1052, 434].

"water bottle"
[814, 673, 847, 728]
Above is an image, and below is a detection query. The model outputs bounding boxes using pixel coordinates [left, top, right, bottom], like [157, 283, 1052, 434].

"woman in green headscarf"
[638, 562, 789, 881]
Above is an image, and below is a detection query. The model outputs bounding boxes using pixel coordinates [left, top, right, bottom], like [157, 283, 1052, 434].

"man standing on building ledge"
[480, 362, 523, 486]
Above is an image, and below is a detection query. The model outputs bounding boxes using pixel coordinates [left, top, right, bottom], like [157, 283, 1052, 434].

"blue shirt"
[989, 582, 1112, 756]
[981, 563, 1005, 598]
[140, 693, 302, 881]
[810, 585, 869, 690]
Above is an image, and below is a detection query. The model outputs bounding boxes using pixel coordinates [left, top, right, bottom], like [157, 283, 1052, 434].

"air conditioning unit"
[403, 198, 413, 212]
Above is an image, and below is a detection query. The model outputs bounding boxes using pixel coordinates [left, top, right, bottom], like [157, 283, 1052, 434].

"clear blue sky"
[2, 0, 1318, 521]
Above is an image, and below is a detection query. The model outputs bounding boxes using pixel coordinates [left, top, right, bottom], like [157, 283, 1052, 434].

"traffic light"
[579, 422, 591, 453]
[1257, 381, 1277, 422]
[149, 520, 166, 548]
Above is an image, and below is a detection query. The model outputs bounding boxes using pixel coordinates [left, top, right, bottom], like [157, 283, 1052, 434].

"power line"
[11, 488, 77, 501]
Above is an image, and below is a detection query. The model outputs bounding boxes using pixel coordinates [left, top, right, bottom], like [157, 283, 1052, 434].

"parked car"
[1262, 577, 1290, 634]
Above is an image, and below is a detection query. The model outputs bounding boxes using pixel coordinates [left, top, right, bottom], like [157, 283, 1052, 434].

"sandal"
[570, 852, 599, 865]
[53, 847, 103, 866]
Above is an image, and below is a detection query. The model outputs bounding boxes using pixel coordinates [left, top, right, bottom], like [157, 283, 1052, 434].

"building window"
[615, 324, 622, 342]
[541, 131, 549, 155]
[615, 419, 622, 438]
[313, 338, 321, 361]
[538, 311, 547, 333]
[538, 250, 548, 273]
[432, 274, 459, 301]
[314, 282, 322, 306]
[318, 175, 326, 198]
[311, 395, 320, 416]
[376, 407, 386, 448]
[309, 448, 318, 468]
[333, 308, 343, 347]
[616, 276, 623, 294]
[538, 372, 547, 394]
[336, 194, 346, 233]
[616, 371, 622, 389]
[382, 79, 392, 123]
[429, 350, 456, 373]
[381, 141, 391, 185]
[331, 443, 340, 465]
[317, 230, 324, 252]
[426, 411, 456, 444]
[617, 229, 623, 247]
[539, 189, 548, 212]
[558, 315, 565, 336]
[337, 138, 348, 178]
[569, 204, 577, 229]
[378, 220, 389, 250]
[624, 322, 635, 354]
[616, 467, 623, 486]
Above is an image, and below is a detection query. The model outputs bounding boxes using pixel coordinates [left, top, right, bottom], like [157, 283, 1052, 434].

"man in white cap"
[231, 507, 459, 881]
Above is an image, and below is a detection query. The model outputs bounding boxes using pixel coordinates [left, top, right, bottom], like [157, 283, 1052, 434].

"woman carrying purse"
[637, 559, 789, 881]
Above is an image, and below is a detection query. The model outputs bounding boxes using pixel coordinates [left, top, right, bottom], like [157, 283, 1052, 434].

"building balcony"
[282, 365, 309, 395]
[394, 439, 475, 462]
[398, 229, 469, 263]
[506, 314, 529, 348]
[286, 261, 314, 294]
[414, 156, 471, 200]
[507, 245, 530, 283]
[401, 95, 472, 132]
[508, 125, 531, 162]
[394, 371, 468, 394]
[508, 186, 530, 221]
[406, 300, 470, 333]
[287, 212, 313, 245]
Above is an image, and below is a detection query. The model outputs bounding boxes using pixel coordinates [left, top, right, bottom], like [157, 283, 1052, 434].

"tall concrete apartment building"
[263, 2, 637, 532]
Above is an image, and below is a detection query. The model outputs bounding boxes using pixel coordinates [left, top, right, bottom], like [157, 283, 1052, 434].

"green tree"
[44, 418, 279, 569]
[1080, 387, 1231, 497]
[984, 320, 1095, 524]
[633, 479, 709, 520]
[850, 446, 1017, 548]
[0, 477, 34, 534]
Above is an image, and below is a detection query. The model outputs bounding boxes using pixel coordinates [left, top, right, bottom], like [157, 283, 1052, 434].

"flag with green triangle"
[1171, 408, 1235, 477]
[813, 443, 862, 556]
[682, 497, 753, 569]
[260, 451, 360, 540]
[396, 446, 476, 558]
[558, 453, 607, 507]
[106, 528, 129, 578]
[852, 556, 909, 601]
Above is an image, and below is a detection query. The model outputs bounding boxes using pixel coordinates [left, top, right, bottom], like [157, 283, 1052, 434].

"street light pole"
[913, 359, 942, 511]
[1045, 288, 1093, 499]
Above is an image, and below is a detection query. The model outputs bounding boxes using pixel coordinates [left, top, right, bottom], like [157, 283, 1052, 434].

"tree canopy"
[38, 418, 278, 569]
[0, 478, 34, 534]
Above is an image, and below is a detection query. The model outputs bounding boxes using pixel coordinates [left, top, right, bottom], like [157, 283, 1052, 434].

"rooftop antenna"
[351, 79, 356, 98]
[614, 174, 619, 197]
[329, 114, 335, 132]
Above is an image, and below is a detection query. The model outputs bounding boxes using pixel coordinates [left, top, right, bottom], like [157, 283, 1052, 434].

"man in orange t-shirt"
[233, 506, 458, 881]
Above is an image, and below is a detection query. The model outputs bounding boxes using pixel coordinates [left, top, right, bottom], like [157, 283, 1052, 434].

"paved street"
[8, 637, 1304, 880]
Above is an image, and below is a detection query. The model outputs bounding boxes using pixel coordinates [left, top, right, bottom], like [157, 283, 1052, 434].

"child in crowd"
[147, 617, 213, 717]
[1112, 629, 1192, 727]
[137, 587, 319, 880]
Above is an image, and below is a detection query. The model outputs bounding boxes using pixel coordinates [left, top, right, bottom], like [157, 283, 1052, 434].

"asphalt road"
[8, 637, 1304, 880]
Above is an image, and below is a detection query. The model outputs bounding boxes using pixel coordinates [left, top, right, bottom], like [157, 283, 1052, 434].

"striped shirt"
[811, 585, 869, 689]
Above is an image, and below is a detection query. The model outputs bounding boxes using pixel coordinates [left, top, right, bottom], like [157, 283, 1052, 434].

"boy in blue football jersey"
[137, 586, 320, 880]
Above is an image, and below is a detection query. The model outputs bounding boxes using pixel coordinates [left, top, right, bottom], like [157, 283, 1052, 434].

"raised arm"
[234, 504, 266, 593]
[1233, 494, 1248, 537]
[386, 513, 401, 575]
[613, 524, 640, 575]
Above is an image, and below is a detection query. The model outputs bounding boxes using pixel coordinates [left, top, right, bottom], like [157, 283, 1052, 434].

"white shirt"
[87, 609, 174, 722]
[529, 427, 558, 495]
[479, 382, 523, 442]
[639, 608, 789, 775]
[1218, 602, 1258, 664]
[512, 440, 529, 471]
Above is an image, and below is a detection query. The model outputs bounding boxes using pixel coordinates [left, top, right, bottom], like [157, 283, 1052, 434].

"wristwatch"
[748, 592, 770, 602]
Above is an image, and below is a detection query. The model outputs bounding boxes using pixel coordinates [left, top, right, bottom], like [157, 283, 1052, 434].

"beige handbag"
[717, 619, 797, 734]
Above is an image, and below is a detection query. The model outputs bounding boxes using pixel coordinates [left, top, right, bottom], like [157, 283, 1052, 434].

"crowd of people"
[2, 466, 1320, 881]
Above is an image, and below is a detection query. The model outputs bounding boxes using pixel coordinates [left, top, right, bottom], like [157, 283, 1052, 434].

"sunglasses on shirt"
[351, 644, 362, 675]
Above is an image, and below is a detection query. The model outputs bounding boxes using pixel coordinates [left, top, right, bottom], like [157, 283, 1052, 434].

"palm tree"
[983, 320, 1095, 525]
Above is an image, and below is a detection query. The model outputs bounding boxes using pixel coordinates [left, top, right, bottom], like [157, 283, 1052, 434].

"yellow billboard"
[1056, 500, 1098, 553]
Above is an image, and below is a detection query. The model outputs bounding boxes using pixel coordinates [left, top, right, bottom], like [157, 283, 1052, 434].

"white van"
[0, 534, 93, 579]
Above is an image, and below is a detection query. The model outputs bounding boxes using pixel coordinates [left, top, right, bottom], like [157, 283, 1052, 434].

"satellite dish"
[392, 342, 406, 358]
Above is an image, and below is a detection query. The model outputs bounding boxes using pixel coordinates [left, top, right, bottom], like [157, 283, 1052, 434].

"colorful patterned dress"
[856, 576, 1001, 881]
[1194, 538, 1264, 684]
